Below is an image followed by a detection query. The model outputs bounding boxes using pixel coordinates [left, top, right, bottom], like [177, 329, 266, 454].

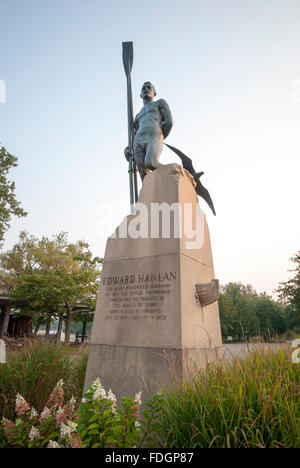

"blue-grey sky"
[0, 0, 299, 296]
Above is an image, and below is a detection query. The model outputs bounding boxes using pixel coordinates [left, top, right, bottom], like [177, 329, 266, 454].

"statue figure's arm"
[134, 114, 139, 134]
[158, 99, 173, 139]
[125, 115, 139, 161]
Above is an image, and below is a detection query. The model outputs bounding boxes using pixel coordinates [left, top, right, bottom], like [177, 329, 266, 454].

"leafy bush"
[77, 379, 141, 448]
[1, 343, 298, 448]
[71, 349, 89, 401]
[0, 378, 146, 448]
[1, 380, 80, 448]
[0, 340, 87, 419]
[146, 347, 300, 448]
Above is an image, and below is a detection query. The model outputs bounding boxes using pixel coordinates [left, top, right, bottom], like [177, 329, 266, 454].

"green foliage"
[2, 409, 62, 448]
[255, 295, 286, 336]
[138, 391, 166, 448]
[0, 380, 81, 448]
[0, 231, 102, 342]
[277, 251, 300, 333]
[0, 340, 87, 419]
[223, 283, 260, 340]
[0, 231, 69, 292]
[0, 342, 164, 448]
[146, 347, 300, 448]
[219, 282, 289, 341]
[218, 293, 237, 338]
[71, 349, 89, 397]
[0, 375, 145, 449]
[0, 423, 5, 448]
[1, 343, 298, 449]
[0, 147, 27, 247]
[77, 381, 141, 448]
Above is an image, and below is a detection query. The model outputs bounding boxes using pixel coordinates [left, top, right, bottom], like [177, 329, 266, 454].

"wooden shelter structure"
[0, 294, 93, 341]
[0, 294, 30, 338]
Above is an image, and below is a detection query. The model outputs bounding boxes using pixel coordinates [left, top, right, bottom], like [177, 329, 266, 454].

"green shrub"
[1, 342, 299, 448]
[0, 380, 80, 448]
[147, 348, 300, 448]
[71, 349, 89, 402]
[77, 379, 141, 448]
[0, 341, 87, 419]
[0, 378, 144, 448]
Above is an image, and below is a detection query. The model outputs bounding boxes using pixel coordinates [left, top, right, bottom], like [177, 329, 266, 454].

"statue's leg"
[133, 141, 147, 181]
[144, 134, 164, 171]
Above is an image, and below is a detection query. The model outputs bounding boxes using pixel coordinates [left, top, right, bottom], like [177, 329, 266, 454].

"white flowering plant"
[0, 381, 82, 448]
[76, 378, 142, 448]
[0, 378, 164, 448]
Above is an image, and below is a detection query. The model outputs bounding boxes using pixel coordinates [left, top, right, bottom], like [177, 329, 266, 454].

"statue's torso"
[135, 101, 163, 138]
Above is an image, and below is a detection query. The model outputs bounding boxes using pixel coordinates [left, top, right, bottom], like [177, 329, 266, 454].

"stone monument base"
[85, 164, 223, 401]
[86, 344, 222, 399]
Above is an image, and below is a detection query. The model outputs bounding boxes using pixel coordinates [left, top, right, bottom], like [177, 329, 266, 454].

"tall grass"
[0, 340, 88, 419]
[1, 342, 299, 448]
[149, 347, 300, 448]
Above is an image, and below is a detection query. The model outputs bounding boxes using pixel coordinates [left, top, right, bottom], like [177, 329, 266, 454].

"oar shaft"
[126, 75, 134, 152]
[123, 42, 138, 212]
[126, 75, 135, 213]
[126, 76, 138, 203]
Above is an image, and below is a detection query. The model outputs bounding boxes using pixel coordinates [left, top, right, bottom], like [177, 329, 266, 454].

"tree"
[218, 293, 237, 339]
[254, 294, 286, 338]
[219, 282, 288, 341]
[0, 231, 102, 342]
[0, 147, 27, 247]
[10, 270, 67, 338]
[0, 231, 69, 292]
[277, 251, 300, 333]
[221, 283, 260, 340]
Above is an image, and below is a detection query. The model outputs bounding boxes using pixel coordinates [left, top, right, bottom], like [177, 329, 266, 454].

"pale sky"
[0, 0, 299, 297]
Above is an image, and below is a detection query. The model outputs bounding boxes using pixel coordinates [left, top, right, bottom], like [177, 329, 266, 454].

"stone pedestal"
[85, 164, 222, 399]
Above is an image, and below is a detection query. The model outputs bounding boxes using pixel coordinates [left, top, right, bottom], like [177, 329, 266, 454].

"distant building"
[0, 294, 31, 338]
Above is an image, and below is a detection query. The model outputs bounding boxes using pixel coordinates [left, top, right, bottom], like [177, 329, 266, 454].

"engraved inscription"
[101, 271, 176, 321]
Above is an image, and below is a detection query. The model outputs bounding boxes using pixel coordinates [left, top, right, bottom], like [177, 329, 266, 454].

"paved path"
[222, 343, 288, 362]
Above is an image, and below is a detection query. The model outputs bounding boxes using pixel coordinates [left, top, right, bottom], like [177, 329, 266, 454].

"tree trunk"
[45, 317, 51, 338]
[34, 321, 41, 336]
[11, 320, 15, 338]
[0, 305, 11, 338]
[56, 316, 63, 343]
[64, 305, 72, 345]
[81, 321, 87, 343]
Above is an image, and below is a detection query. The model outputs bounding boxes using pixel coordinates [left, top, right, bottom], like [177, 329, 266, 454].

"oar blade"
[122, 41, 133, 76]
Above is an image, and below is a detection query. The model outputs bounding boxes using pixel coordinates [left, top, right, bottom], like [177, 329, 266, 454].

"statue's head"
[140, 82, 157, 101]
